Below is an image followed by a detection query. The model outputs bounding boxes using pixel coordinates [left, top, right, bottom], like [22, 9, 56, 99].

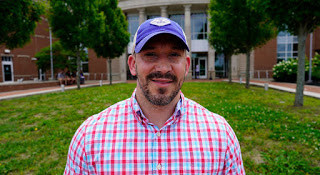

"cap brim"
[134, 31, 189, 53]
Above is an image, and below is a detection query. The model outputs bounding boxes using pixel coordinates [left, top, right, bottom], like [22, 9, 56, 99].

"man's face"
[128, 34, 190, 106]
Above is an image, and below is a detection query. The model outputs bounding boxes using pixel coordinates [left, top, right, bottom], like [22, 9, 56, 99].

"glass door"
[198, 57, 207, 79]
[192, 54, 207, 79]
[3, 64, 13, 81]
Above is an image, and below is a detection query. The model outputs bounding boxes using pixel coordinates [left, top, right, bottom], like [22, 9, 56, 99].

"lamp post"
[50, 27, 54, 80]
[307, 32, 313, 84]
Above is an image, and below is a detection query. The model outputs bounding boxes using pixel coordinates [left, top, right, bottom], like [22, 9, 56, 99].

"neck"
[135, 88, 180, 129]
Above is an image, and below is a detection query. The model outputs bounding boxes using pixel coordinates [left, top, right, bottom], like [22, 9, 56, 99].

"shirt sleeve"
[223, 123, 245, 174]
[64, 121, 89, 175]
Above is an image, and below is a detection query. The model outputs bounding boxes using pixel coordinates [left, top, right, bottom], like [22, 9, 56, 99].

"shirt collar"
[130, 88, 185, 127]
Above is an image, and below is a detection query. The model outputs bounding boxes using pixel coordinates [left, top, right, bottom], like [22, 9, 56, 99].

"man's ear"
[128, 54, 137, 76]
[185, 55, 191, 77]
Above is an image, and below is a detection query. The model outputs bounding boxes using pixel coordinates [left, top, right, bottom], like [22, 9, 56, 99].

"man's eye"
[170, 53, 181, 57]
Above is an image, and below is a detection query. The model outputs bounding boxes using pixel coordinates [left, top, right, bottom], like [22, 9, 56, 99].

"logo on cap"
[150, 18, 171, 26]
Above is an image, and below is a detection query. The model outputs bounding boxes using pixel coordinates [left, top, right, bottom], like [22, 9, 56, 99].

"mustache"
[146, 72, 177, 82]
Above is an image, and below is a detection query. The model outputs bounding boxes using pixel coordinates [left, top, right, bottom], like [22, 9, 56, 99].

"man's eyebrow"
[172, 46, 185, 50]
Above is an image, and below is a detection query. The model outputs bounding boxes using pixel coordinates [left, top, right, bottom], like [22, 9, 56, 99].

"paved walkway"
[231, 79, 320, 99]
[0, 79, 319, 101]
[0, 80, 125, 101]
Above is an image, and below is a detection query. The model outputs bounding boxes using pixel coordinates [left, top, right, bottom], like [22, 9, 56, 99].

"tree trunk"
[245, 51, 251, 88]
[76, 49, 81, 90]
[294, 25, 308, 107]
[108, 59, 112, 85]
[225, 53, 232, 83]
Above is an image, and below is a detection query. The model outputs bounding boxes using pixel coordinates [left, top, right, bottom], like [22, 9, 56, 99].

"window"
[169, 14, 185, 30]
[127, 15, 139, 42]
[81, 61, 88, 73]
[191, 13, 207, 40]
[277, 31, 298, 62]
[2, 56, 12, 62]
[81, 48, 89, 73]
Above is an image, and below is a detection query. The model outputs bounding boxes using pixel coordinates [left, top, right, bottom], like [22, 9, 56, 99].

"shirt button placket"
[157, 163, 162, 170]
[155, 131, 161, 172]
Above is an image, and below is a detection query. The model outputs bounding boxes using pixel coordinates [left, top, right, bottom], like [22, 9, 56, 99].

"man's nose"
[154, 56, 172, 73]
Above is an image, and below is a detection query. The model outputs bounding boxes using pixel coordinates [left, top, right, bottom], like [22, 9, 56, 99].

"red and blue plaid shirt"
[65, 90, 245, 174]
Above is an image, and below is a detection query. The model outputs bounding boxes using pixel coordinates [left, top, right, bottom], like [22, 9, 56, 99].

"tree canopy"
[35, 41, 87, 73]
[91, 0, 130, 84]
[209, 0, 275, 86]
[264, 0, 320, 106]
[209, 0, 246, 83]
[0, 0, 44, 49]
[232, 0, 276, 88]
[49, 0, 105, 89]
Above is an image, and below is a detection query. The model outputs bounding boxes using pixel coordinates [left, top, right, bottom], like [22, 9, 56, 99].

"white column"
[207, 13, 215, 79]
[138, 8, 145, 25]
[120, 52, 127, 82]
[184, 4, 192, 80]
[160, 6, 168, 18]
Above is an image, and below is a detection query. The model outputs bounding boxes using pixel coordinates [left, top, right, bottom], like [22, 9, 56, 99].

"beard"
[137, 69, 183, 106]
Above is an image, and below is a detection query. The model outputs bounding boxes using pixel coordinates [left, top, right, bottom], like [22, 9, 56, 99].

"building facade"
[1, 0, 319, 83]
[119, 0, 320, 80]
[0, 17, 127, 83]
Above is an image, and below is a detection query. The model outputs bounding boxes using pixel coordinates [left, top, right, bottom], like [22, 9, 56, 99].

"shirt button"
[156, 132, 161, 137]
[157, 164, 162, 170]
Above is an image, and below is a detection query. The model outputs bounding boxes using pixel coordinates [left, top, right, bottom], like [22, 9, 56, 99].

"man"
[65, 17, 245, 174]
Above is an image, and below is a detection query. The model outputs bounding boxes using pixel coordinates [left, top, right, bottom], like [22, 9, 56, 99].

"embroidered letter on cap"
[150, 18, 171, 26]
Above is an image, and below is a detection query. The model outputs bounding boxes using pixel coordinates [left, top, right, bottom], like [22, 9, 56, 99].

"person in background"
[65, 68, 71, 85]
[57, 70, 65, 85]
[196, 64, 200, 79]
[71, 71, 77, 85]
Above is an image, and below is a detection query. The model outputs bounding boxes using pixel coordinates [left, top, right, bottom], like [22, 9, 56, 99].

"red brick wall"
[0, 81, 59, 93]
[254, 37, 277, 78]
[306, 28, 320, 58]
[0, 17, 51, 82]
[87, 50, 108, 80]
[314, 28, 320, 52]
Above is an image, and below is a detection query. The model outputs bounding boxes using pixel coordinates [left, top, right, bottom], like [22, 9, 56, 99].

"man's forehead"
[141, 34, 186, 50]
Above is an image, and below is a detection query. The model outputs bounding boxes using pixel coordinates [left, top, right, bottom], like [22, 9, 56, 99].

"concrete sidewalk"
[0, 80, 125, 101]
[0, 79, 319, 101]
[231, 79, 320, 99]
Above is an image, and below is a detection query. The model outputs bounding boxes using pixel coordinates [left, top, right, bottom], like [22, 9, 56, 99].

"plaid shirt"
[65, 90, 245, 174]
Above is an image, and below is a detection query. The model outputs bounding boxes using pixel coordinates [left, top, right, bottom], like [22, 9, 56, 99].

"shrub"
[273, 54, 320, 83]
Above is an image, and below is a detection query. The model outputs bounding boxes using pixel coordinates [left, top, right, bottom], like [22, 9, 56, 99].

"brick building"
[0, 17, 127, 83]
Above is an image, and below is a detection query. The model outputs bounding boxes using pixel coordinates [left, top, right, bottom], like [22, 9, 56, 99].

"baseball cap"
[132, 17, 189, 53]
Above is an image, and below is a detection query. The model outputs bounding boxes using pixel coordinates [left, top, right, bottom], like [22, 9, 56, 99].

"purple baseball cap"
[132, 17, 189, 53]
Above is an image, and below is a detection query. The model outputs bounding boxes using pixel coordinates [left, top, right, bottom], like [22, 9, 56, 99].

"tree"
[209, 0, 245, 83]
[35, 41, 87, 73]
[209, 0, 275, 86]
[49, 0, 105, 89]
[235, 0, 276, 89]
[0, 0, 44, 49]
[264, 0, 320, 106]
[91, 0, 130, 85]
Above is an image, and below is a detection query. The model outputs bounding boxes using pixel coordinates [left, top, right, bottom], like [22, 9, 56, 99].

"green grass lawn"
[0, 82, 319, 174]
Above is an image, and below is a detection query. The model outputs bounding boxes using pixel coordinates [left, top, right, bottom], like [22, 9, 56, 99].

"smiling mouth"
[151, 79, 173, 84]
